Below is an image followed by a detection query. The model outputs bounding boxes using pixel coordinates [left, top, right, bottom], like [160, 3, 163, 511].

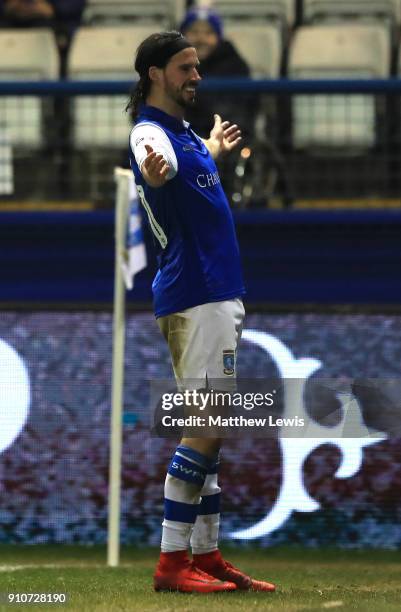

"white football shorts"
[157, 298, 245, 392]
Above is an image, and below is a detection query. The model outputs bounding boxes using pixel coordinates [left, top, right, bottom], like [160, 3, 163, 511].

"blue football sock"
[161, 445, 213, 553]
[190, 458, 221, 554]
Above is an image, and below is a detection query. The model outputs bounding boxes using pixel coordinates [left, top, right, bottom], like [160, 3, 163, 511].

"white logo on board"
[230, 330, 386, 540]
[0, 339, 30, 455]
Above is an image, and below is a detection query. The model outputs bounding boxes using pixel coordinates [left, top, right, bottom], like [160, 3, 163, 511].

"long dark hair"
[126, 31, 188, 122]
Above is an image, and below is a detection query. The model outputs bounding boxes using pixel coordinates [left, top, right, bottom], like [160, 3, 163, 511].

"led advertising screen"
[0, 311, 400, 547]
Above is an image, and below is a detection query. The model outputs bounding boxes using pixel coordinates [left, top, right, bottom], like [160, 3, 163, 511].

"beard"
[165, 80, 197, 109]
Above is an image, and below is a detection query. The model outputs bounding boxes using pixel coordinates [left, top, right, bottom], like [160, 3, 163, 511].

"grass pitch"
[0, 546, 399, 612]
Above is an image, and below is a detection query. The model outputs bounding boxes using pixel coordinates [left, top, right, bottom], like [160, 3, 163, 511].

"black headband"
[137, 36, 192, 77]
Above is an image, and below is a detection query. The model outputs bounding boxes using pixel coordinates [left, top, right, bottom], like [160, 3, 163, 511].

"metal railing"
[1, 78, 401, 208]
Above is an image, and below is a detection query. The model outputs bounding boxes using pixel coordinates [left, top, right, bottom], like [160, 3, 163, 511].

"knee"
[180, 437, 221, 459]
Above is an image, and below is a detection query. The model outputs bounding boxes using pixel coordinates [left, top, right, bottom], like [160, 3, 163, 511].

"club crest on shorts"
[223, 349, 235, 376]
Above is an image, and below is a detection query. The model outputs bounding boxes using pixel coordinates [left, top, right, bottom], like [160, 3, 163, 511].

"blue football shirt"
[129, 105, 245, 318]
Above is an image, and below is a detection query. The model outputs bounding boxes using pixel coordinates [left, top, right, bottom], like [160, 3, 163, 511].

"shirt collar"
[139, 105, 189, 133]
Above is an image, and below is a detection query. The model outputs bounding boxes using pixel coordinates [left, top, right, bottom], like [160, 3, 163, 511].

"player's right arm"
[130, 124, 178, 188]
[141, 145, 170, 188]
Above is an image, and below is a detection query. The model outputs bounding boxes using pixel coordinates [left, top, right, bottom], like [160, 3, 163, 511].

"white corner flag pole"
[107, 168, 132, 567]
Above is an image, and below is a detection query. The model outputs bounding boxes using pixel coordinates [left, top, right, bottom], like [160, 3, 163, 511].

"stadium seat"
[302, 0, 400, 26]
[82, 0, 185, 28]
[224, 23, 282, 78]
[0, 29, 59, 149]
[68, 25, 156, 149]
[0, 127, 13, 195]
[210, 0, 295, 25]
[288, 24, 390, 149]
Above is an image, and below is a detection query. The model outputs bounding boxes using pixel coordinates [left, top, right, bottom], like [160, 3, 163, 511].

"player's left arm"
[202, 114, 242, 160]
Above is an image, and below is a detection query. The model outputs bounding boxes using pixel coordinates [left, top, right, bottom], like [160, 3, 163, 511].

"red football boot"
[154, 550, 237, 593]
[193, 549, 276, 592]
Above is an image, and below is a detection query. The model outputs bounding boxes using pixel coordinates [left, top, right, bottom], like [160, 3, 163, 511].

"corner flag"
[121, 176, 147, 290]
[108, 168, 147, 568]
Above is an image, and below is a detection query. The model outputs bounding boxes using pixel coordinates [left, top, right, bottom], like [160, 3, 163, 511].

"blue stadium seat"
[0, 122, 12, 195]
[212, 0, 295, 25]
[0, 29, 59, 150]
[288, 23, 390, 150]
[82, 0, 185, 28]
[303, 0, 399, 27]
[224, 23, 282, 78]
[68, 25, 156, 149]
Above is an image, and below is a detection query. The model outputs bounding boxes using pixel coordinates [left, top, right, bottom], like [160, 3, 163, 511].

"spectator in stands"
[180, 7, 251, 139]
[1, 0, 54, 26]
[0, 0, 86, 74]
[0, 0, 85, 33]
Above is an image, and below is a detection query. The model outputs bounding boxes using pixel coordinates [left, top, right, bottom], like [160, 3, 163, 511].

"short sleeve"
[130, 123, 178, 180]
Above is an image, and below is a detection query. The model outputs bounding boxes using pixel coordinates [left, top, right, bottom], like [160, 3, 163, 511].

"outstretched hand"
[141, 144, 170, 188]
[208, 114, 242, 157]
